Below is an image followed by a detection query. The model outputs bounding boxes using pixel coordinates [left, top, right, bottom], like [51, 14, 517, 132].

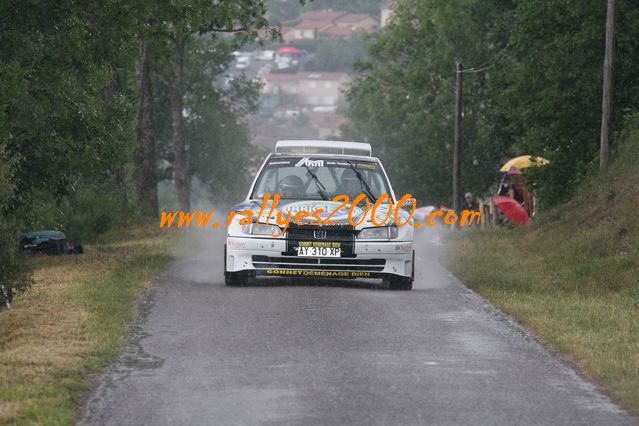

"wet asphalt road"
[78, 230, 636, 425]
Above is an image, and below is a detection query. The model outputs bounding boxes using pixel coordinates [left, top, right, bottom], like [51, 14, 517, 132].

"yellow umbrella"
[500, 155, 550, 172]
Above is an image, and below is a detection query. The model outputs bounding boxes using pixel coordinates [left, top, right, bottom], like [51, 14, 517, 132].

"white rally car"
[225, 140, 415, 290]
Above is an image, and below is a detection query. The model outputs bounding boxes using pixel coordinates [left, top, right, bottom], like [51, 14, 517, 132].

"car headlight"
[357, 226, 398, 240]
[241, 223, 283, 236]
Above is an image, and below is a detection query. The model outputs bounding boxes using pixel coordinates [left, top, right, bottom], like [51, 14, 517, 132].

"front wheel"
[386, 250, 414, 291]
[387, 276, 413, 291]
[224, 271, 249, 287]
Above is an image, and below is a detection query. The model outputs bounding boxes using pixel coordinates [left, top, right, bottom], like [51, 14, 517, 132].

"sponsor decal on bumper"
[262, 269, 375, 278]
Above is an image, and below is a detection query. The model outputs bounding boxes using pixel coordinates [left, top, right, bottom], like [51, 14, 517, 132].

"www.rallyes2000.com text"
[159, 193, 481, 236]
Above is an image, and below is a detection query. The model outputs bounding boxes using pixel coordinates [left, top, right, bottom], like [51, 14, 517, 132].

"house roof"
[322, 26, 356, 37]
[299, 10, 348, 21]
[335, 13, 377, 24]
[294, 19, 333, 30]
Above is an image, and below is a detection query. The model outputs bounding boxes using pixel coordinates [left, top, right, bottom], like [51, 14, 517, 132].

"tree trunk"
[599, 0, 615, 169]
[452, 61, 463, 213]
[133, 36, 159, 216]
[170, 34, 190, 211]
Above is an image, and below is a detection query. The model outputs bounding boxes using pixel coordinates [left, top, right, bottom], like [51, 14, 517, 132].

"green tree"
[345, 0, 639, 207]
[133, 1, 304, 213]
[136, 34, 262, 208]
[0, 0, 137, 216]
[344, 0, 514, 206]
[0, 126, 31, 295]
[499, 0, 639, 205]
[151, 0, 279, 210]
[183, 37, 261, 202]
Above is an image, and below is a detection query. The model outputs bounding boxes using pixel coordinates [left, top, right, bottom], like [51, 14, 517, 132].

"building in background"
[261, 72, 351, 106]
[289, 20, 333, 40]
[280, 27, 295, 43]
[334, 13, 379, 32]
[298, 72, 350, 106]
[322, 26, 356, 38]
[261, 73, 300, 96]
[380, 2, 397, 27]
[284, 10, 379, 40]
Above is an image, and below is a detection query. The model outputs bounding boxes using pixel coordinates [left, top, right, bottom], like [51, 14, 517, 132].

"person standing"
[498, 175, 512, 197]
[463, 192, 479, 211]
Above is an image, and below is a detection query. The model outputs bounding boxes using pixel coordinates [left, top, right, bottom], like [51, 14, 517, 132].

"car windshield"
[251, 157, 392, 201]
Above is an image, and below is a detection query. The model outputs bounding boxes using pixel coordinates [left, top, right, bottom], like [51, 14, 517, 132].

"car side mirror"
[400, 197, 417, 210]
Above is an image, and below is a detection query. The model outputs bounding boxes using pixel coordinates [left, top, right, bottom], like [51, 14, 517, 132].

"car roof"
[274, 140, 372, 156]
[268, 153, 380, 162]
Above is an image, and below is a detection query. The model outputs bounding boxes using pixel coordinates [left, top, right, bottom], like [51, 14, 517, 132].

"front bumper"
[225, 236, 413, 279]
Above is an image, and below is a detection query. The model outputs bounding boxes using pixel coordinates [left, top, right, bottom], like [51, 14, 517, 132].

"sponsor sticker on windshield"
[355, 162, 377, 170]
[295, 157, 324, 168]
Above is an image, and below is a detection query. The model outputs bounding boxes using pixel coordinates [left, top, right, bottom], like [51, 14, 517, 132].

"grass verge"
[445, 137, 639, 414]
[0, 223, 173, 424]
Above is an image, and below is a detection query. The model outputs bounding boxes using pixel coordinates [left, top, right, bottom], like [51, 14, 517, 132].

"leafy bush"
[0, 223, 33, 294]
[27, 186, 137, 244]
[59, 191, 126, 243]
[0, 142, 32, 294]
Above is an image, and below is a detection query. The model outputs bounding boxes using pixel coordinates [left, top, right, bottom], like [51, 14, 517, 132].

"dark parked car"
[20, 230, 70, 255]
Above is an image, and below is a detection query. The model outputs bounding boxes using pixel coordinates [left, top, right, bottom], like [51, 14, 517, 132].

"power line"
[459, 64, 495, 74]
[458, 44, 510, 74]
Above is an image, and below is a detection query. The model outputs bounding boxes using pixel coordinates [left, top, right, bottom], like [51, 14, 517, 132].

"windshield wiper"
[303, 165, 329, 200]
[346, 161, 377, 203]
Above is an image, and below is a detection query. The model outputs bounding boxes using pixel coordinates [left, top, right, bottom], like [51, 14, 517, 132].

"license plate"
[296, 246, 341, 257]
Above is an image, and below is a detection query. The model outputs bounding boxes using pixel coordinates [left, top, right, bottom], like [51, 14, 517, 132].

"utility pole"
[600, 0, 615, 169]
[453, 61, 463, 212]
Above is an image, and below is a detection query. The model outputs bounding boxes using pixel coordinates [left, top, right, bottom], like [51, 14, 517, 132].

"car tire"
[225, 271, 249, 287]
[387, 250, 414, 291]
[224, 244, 248, 287]
[388, 276, 413, 291]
